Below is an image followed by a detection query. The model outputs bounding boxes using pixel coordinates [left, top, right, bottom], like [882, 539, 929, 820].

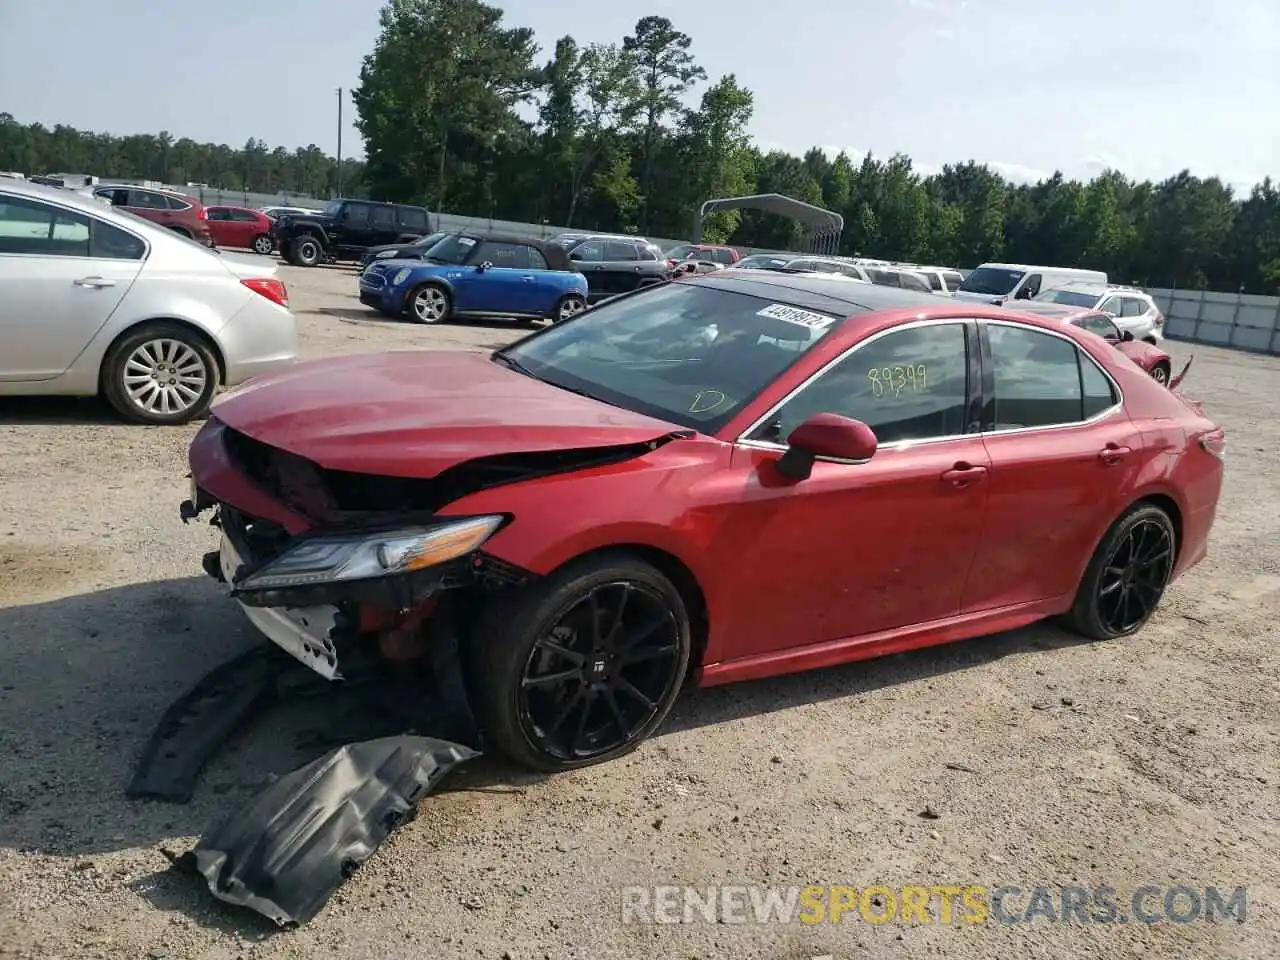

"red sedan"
[204, 205, 276, 255]
[183, 273, 1225, 771]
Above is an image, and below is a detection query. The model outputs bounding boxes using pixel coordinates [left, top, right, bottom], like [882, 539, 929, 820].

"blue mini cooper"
[359, 232, 590, 325]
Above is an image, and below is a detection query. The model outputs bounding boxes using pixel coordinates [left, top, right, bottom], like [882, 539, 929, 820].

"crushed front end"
[182, 417, 532, 683]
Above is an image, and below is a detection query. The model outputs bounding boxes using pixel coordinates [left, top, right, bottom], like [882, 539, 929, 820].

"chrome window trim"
[733, 315, 1125, 451]
[734, 317, 972, 445]
[0, 189, 150, 261]
[981, 317, 1124, 434]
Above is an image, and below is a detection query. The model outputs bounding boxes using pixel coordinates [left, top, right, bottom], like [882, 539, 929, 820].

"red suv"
[91, 184, 214, 246]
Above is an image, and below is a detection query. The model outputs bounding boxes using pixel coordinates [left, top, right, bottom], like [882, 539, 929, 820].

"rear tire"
[101, 322, 219, 426]
[288, 235, 323, 267]
[251, 234, 274, 255]
[467, 554, 692, 772]
[1065, 503, 1177, 641]
[551, 294, 586, 324]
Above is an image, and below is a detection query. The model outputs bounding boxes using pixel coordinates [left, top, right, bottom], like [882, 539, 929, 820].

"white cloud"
[934, 27, 956, 39]
[987, 161, 1050, 184]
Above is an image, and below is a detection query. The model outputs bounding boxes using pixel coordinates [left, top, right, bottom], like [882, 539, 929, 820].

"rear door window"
[987, 323, 1115, 429]
[0, 194, 90, 256]
[605, 240, 639, 261]
[370, 206, 396, 230]
[399, 207, 428, 232]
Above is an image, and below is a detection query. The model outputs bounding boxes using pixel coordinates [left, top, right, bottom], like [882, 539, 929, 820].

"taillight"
[1199, 428, 1226, 460]
[198, 207, 208, 220]
[241, 277, 289, 308]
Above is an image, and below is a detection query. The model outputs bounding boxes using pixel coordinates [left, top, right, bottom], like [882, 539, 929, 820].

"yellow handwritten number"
[866, 364, 929, 397]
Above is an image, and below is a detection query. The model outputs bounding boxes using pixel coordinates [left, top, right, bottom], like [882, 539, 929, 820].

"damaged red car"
[183, 273, 1225, 772]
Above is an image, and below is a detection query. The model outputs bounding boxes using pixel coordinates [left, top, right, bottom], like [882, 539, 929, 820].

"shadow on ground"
[0, 574, 1100, 863]
[0, 395, 126, 426]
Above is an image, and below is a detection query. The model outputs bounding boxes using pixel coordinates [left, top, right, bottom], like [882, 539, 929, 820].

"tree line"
[4, 0, 1278, 294]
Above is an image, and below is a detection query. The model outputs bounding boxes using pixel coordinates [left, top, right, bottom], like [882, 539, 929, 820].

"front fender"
[284, 220, 331, 247]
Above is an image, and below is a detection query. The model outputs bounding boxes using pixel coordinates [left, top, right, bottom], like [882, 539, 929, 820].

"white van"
[953, 262, 1107, 305]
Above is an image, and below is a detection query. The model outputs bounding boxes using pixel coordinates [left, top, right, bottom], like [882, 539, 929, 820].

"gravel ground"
[1, 262, 1277, 960]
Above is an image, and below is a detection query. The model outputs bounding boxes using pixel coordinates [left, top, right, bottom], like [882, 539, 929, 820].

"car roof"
[688, 269, 943, 316]
[2, 177, 131, 216]
[451, 232, 571, 270]
[1006, 301, 1102, 322]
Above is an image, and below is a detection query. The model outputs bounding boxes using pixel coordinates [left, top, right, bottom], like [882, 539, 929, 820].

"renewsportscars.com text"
[620, 884, 1248, 926]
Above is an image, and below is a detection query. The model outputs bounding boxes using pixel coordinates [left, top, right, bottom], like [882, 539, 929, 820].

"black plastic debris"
[179, 735, 478, 926]
[126, 646, 293, 803]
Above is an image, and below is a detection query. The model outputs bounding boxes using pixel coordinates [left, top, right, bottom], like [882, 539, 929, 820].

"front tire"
[101, 322, 219, 425]
[1065, 503, 1177, 641]
[288, 235, 323, 267]
[469, 554, 692, 771]
[406, 283, 451, 324]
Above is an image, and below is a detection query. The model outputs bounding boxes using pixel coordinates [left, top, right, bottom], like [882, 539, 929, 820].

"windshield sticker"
[757, 303, 836, 329]
[458, 237, 477, 247]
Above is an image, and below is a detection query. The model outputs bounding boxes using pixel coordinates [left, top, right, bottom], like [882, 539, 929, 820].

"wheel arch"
[1131, 491, 1183, 562]
[539, 542, 711, 670]
[98, 317, 227, 389]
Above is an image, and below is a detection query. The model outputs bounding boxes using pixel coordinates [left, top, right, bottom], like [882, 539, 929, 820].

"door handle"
[1098, 443, 1131, 465]
[519, 275, 534, 281]
[73, 276, 116, 288]
[941, 462, 987, 487]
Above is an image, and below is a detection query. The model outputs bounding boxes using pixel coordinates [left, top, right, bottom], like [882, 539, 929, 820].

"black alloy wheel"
[469, 555, 692, 771]
[1150, 363, 1170, 386]
[1067, 504, 1176, 640]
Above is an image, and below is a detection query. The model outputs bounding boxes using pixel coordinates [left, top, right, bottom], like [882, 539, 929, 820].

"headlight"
[236, 516, 504, 591]
[375, 249, 396, 258]
[393, 267, 412, 284]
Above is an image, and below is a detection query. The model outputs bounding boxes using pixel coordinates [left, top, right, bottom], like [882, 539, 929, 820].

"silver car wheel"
[557, 296, 586, 321]
[252, 235, 274, 255]
[122, 338, 209, 417]
[412, 286, 449, 323]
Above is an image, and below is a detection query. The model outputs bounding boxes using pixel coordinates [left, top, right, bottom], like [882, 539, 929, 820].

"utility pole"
[335, 87, 344, 198]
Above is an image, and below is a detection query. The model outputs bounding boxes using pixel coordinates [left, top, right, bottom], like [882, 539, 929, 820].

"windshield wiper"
[491, 351, 537, 378]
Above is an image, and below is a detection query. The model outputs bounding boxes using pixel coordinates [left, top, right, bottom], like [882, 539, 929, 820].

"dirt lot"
[1, 262, 1277, 960]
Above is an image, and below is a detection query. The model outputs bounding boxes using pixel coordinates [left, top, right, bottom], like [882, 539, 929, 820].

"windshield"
[734, 254, 794, 270]
[958, 266, 1024, 296]
[1036, 288, 1101, 308]
[421, 233, 478, 264]
[497, 282, 844, 434]
[411, 232, 446, 248]
[321, 200, 343, 217]
[664, 244, 695, 260]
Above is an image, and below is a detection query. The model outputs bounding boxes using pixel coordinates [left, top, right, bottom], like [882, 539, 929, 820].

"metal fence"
[1151, 288, 1280, 355]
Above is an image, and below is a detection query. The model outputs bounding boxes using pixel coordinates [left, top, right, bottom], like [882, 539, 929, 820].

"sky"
[1, 0, 1276, 193]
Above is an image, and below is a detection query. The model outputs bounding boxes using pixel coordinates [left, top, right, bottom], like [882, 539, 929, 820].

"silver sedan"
[0, 180, 297, 424]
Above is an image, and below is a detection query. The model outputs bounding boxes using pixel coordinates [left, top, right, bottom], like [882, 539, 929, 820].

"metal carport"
[694, 193, 845, 255]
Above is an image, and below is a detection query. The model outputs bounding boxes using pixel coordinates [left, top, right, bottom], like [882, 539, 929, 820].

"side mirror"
[775, 413, 878, 481]
[1121, 330, 1134, 342]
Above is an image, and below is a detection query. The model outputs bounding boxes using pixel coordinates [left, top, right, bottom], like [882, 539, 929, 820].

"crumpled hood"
[210, 349, 685, 478]
[1117, 340, 1167, 370]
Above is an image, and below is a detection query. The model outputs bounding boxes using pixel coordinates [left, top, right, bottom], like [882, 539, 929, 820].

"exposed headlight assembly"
[236, 516, 504, 591]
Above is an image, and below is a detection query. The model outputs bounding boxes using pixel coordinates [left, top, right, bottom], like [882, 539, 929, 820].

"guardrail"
[1150, 288, 1280, 355]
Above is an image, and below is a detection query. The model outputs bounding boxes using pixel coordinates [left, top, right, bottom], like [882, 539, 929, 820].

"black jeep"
[274, 198, 433, 267]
